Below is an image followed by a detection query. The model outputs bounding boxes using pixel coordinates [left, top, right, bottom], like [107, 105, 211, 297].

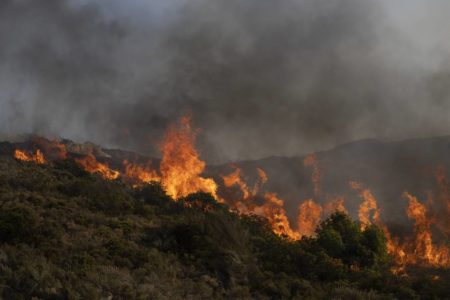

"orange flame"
[348, 181, 408, 270]
[257, 168, 268, 184]
[223, 165, 349, 240]
[403, 192, 450, 267]
[350, 181, 380, 229]
[75, 154, 120, 180]
[323, 196, 348, 216]
[159, 116, 218, 199]
[222, 166, 299, 239]
[10, 122, 450, 268]
[297, 199, 323, 237]
[258, 192, 300, 239]
[304, 153, 321, 197]
[14, 149, 46, 164]
[348, 180, 449, 270]
[222, 166, 251, 199]
[123, 160, 160, 185]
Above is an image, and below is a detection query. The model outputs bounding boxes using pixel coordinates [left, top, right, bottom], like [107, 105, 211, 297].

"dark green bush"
[0, 206, 37, 243]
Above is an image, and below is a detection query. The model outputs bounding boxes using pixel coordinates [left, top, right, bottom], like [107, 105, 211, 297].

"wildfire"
[221, 156, 350, 239]
[297, 199, 322, 237]
[349, 181, 409, 269]
[75, 154, 120, 180]
[259, 193, 300, 239]
[304, 153, 321, 197]
[350, 181, 380, 229]
[257, 168, 268, 184]
[222, 166, 251, 199]
[221, 165, 299, 239]
[159, 116, 218, 200]
[31, 137, 67, 159]
[403, 192, 450, 267]
[348, 179, 450, 270]
[323, 197, 347, 216]
[221, 165, 347, 239]
[123, 159, 160, 185]
[14, 149, 46, 164]
[8, 119, 450, 269]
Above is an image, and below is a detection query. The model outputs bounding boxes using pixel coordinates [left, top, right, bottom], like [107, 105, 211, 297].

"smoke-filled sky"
[1, 0, 450, 162]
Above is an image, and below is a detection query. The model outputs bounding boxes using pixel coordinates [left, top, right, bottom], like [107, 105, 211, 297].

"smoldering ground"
[1, 0, 450, 162]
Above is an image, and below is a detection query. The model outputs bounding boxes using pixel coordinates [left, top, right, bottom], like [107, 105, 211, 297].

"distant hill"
[208, 136, 450, 228]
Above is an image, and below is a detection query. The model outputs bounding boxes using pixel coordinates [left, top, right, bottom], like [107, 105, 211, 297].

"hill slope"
[208, 136, 450, 224]
[0, 155, 449, 299]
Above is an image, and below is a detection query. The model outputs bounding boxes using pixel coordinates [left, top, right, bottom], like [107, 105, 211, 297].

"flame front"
[297, 199, 323, 237]
[221, 165, 344, 240]
[159, 116, 218, 199]
[221, 165, 299, 239]
[222, 166, 251, 199]
[14, 149, 46, 164]
[350, 181, 380, 229]
[9, 119, 450, 270]
[323, 197, 347, 215]
[348, 180, 450, 270]
[403, 192, 450, 267]
[123, 160, 160, 185]
[75, 154, 120, 180]
[304, 153, 321, 197]
[259, 193, 300, 239]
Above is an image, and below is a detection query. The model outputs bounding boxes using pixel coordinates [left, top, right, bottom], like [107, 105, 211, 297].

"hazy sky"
[1, 0, 450, 162]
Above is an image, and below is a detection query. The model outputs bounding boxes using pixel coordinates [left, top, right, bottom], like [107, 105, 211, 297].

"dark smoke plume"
[1, 0, 449, 162]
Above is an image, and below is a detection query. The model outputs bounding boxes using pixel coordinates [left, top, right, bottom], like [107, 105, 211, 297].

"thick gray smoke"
[1, 0, 449, 162]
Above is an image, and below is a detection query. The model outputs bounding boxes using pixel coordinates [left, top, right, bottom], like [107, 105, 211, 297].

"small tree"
[314, 212, 388, 269]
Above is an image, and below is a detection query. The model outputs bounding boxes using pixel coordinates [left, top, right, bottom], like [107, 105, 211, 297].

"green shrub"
[0, 206, 37, 243]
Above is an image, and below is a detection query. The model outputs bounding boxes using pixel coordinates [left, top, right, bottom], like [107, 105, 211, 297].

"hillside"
[1, 129, 450, 266]
[209, 136, 450, 224]
[5, 135, 450, 225]
[0, 155, 449, 299]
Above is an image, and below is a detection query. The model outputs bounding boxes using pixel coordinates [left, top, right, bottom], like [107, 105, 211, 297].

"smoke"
[1, 0, 450, 162]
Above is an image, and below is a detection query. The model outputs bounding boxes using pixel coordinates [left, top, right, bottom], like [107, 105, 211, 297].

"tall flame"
[404, 192, 450, 267]
[159, 116, 218, 199]
[348, 181, 407, 270]
[297, 199, 323, 237]
[304, 153, 321, 197]
[348, 180, 450, 270]
[350, 181, 380, 229]
[259, 193, 300, 239]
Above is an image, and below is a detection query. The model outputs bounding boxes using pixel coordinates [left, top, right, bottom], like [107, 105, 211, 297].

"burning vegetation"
[159, 116, 218, 200]
[11, 116, 450, 272]
[14, 149, 46, 164]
